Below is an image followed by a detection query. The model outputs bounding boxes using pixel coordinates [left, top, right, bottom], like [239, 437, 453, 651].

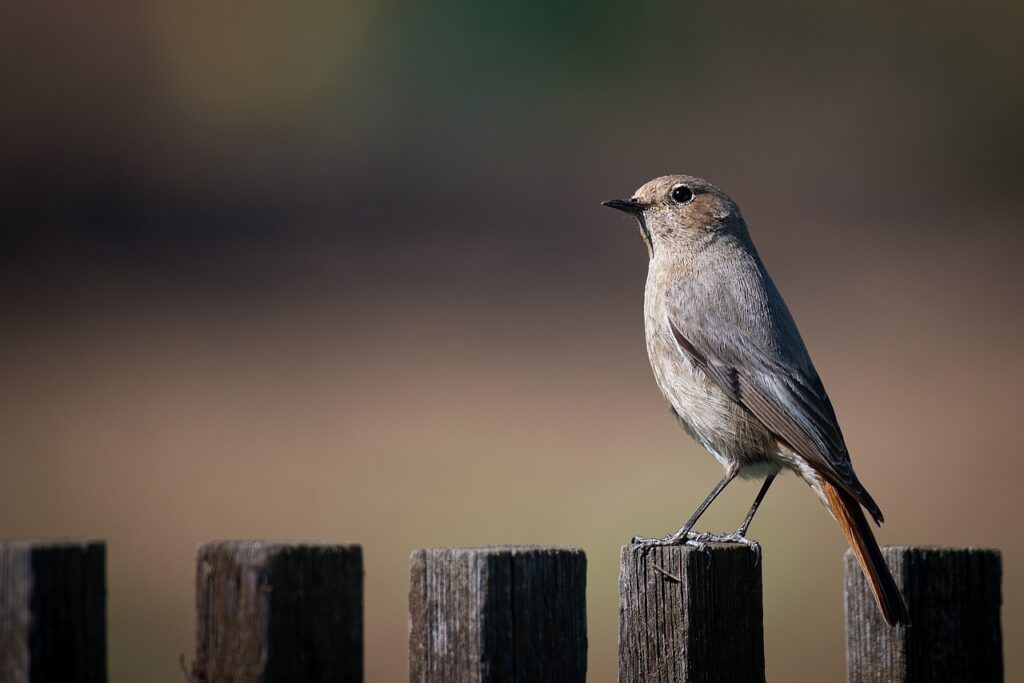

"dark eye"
[671, 185, 694, 204]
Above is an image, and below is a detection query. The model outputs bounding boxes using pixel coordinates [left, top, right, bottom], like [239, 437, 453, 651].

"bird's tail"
[821, 479, 909, 627]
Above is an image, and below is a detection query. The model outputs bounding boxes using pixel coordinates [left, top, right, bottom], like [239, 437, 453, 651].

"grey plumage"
[604, 174, 907, 626]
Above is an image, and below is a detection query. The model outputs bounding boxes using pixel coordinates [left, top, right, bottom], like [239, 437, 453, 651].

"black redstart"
[604, 174, 908, 626]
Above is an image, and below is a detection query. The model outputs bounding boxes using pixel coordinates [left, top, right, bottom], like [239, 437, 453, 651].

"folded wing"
[667, 305, 884, 525]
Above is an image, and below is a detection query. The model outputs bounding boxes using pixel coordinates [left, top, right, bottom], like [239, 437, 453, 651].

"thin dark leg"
[633, 466, 739, 546]
[736, 473, 776, 536]
[672, 468, 739, 540]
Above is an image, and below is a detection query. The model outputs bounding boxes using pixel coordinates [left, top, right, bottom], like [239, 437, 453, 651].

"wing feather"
[668, 312, 883, 524]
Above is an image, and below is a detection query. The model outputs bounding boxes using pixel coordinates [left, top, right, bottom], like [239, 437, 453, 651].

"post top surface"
[844, 545, 1001, 559]
[198, 540, 362, 554]
[0, 538, 104, 551]
[620, 542, 760, 554]
[413, 544, 584, 556]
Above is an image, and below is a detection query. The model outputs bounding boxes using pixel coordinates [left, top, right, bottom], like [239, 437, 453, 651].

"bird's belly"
[646, 326, 777, 474]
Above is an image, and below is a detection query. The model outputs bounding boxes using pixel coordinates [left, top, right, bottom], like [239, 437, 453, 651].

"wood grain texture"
[192, 541, 363, 683]
[618, 543, 764, 683]
[845, 546, 1002, 682]
[408, 545, 587, 682]
[0, 539, 106, 683]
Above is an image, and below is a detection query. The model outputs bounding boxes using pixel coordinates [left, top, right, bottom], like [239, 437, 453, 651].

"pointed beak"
[602, 198, 646, 214]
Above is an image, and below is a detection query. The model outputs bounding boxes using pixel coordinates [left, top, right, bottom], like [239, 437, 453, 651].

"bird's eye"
[671, 185, 694, 204]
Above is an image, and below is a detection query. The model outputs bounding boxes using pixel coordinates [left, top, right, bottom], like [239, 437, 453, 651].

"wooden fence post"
[618, 543, 764, 683]
[845, 546, 1002, 682]
[0, 539, 106, 683]
[408, 545, 587, 682]
[191, 540, 363, 683]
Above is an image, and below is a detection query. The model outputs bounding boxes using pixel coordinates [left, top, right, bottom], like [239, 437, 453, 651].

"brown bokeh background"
[3, 2, 1023, 680]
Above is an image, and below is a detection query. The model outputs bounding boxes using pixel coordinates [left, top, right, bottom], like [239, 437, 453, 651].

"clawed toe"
[631, 531, 761, 562]
[631, 533, 709, 554]
[700, 532, 761, 563]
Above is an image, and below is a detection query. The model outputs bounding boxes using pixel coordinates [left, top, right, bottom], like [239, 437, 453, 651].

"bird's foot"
[631, 531, 710, 553]
[693, 531, 762, 563]
[631, 531, 761, 562]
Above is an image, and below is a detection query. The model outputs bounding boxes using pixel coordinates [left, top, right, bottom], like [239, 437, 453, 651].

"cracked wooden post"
[192, 541, 363, 683]
[408, 545, 587, 682]
[0, 539, 107, 683]
[845, 546, 1002, 682]
[618, 543, 764, 683]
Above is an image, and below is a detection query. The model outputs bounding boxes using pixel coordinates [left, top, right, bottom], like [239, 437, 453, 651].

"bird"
[603, 174, 908, 627]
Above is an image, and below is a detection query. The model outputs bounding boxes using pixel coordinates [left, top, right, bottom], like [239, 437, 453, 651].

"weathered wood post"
[845, 546, 1002, 682]
[0, 539, 107, 683]
[618, 543, 764, 683]
[408, 545, 587, 682]
[192, 541, 363, 683]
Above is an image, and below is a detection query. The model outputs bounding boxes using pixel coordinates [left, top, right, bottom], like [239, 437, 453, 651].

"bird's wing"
[667, 304, 884, 524]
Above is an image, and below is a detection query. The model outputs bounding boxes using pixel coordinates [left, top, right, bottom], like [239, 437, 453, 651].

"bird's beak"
[602, 198, 646, 214]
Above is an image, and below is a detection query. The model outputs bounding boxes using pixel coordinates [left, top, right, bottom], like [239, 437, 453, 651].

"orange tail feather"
[822, 479, 909, 626]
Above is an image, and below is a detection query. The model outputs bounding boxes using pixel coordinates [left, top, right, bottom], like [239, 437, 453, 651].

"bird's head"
[603, 175, 745, 257]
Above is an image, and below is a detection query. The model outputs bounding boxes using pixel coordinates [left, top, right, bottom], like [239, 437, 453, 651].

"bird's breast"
[643, 278, 775, 469]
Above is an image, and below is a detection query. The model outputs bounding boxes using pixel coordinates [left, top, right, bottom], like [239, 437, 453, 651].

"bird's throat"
[636, 216, 654, 257]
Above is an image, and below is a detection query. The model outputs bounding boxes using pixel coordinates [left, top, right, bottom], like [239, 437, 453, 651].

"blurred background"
[2, 2, 1022, 680]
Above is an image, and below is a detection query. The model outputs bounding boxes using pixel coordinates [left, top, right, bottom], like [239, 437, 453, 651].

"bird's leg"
[682, 474, 777, 562]
[736, 473, 775, 537]
[632, 467, 738, 551]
